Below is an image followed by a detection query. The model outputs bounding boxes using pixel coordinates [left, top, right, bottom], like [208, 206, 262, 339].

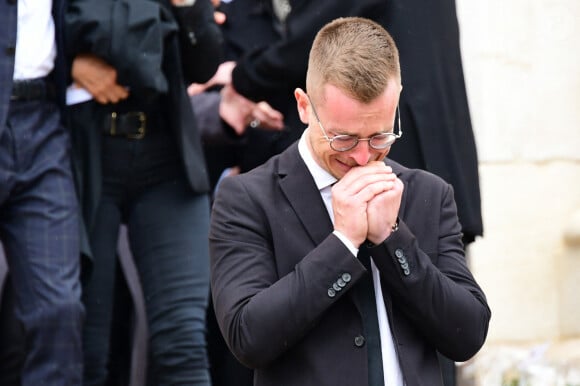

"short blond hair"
[306, 17, 401, 104]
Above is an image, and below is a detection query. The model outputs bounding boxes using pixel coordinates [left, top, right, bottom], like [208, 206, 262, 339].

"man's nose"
[349, 141, 373, 166]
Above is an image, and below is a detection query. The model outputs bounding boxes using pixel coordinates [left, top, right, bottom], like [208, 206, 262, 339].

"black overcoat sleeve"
[231, 0, 388, 102]
[171, 0, 224, 84]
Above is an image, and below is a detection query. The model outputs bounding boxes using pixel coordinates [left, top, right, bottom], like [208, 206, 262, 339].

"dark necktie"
[355, 246, 384, 386]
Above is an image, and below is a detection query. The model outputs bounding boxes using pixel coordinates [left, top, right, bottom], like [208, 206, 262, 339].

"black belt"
[103, 111, 147, 139]
[11, 77, 56, 101]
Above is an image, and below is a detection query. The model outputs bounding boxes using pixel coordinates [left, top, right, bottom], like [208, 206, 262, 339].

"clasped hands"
[332, 161, 403, 247]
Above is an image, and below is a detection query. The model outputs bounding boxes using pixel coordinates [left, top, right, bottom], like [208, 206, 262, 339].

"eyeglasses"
[307, 94, 402, 152]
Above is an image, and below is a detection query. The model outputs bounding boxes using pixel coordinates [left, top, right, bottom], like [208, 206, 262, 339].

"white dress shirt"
[298, 132, 404, 386]
[14, 0, 56, 80]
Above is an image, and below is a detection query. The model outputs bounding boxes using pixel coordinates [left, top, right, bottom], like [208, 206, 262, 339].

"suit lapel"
[277, 144, 334, 246]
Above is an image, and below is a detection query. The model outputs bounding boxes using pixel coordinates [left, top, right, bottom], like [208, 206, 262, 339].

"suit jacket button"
[327, 288, 336, 298]
[401, 262, 409, 270]
[341, 273, 352, 283]
[403, 268, 410, 276]
[337, 278, 346, 287]
[354, 335, 365, 347]
[333, 283, 342, 291]
[395, 249, 404, 258]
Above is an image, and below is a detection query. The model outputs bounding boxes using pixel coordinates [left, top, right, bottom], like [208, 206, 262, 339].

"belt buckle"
[109, 111, 147, 139]
[126, 111, 146, 139]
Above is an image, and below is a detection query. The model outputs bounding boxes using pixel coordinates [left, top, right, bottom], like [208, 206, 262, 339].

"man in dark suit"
[216, 4, 482, 382]
[209, 17, 490, 386]
[0, 0, 84, 384]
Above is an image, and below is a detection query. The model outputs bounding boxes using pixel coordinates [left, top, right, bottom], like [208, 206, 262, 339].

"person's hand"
[219, 88, 284, 135]
[332, 162, 395, 247]
[366, 171, 403, 244]
[71, 53, 129, 104]
[248, 101, 284, 132]
[169, 0, 194, 5]
[188, 61, 236, 95]
[214, 10, 226, 24]
[211, 0, 226, 25]
[219, 83, 256, 134]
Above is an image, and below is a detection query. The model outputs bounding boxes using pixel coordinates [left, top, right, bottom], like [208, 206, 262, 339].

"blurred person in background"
[0, 0, 84, 384]
[65, 0, 223, 384]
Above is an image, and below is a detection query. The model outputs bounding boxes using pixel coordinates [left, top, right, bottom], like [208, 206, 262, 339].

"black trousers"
[77, 114, 212, 386]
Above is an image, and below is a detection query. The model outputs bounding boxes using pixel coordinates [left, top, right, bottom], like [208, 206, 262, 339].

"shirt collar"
[298, 130, 337, 191]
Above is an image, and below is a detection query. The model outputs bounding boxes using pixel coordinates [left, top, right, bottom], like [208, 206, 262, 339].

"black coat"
[65, 0, 223, 259]
[231, 0, 483, 242]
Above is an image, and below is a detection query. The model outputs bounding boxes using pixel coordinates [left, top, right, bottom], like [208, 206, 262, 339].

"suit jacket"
[209, 143, 491, 386]
[230, 0, 483, 243]
[0, 0, 68, 131]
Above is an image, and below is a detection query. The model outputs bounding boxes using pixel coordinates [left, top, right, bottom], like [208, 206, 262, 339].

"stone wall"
[455, 1, 580, 384]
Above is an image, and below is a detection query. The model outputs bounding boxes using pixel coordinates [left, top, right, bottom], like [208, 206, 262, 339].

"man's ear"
[294, 88, 310, 125]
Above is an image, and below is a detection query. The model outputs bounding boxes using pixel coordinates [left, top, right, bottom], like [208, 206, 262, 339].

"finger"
[368, 160, 393, 170]
[355, 180, 395, 203]
[188, 83, 207, 96]
[93, 85, 129, 105]
[213, 61, 236, 85]
[93, 93, 109, 105]
[346, 165, 395, 183]
[334, 168, 395, 196]
[251, 103, 284, 130]
[251, 117, 283, 131]
[390, 177, 404, 195]
[340, 162, 393, 183]
[220, 96, 251, 135]
[104, 84, 129, 103]
[255, 101, 283, 119]
[333, 181, 394, 221]
[214, 11, 226, 25]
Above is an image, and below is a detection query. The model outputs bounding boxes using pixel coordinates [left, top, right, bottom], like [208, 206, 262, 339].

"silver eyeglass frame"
[307, 94, 402, 152]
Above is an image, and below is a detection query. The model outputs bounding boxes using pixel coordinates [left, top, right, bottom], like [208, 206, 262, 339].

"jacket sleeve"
[231, 0, 388, 102]
[172, 0, 224, 84]
[371, 180, 491, 361]
[209, 174, 368, 368]
[64, 0, 113, 63]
